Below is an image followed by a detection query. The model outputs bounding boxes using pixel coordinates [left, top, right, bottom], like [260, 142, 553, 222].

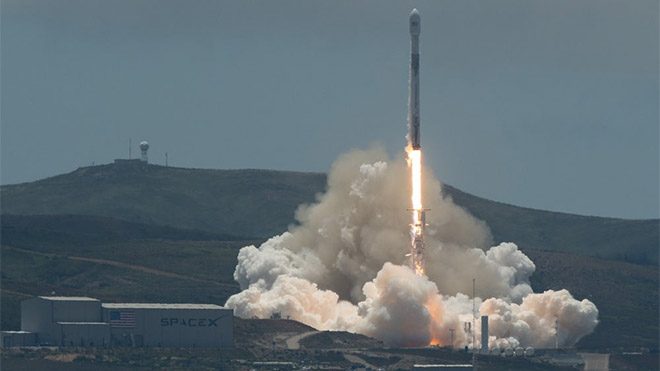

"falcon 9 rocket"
[407, 9, 426, 276]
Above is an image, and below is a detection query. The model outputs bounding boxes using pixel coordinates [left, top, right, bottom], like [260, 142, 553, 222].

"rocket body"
[407, 9, 425, 275]
[408, 9, 421, 150]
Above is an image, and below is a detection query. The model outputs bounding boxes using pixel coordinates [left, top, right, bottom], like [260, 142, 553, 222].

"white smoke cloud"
[225, 147, 598, 347]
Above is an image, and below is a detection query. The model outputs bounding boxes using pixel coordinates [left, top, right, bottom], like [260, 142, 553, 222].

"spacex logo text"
[160, 317, 222, 327]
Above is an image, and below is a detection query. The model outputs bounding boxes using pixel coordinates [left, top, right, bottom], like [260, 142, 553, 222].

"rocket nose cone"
[410, 8, 420, 21]
[409, 8, 421, 35]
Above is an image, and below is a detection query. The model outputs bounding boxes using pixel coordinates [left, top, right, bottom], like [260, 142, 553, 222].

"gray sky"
[2, 0, 658, 218]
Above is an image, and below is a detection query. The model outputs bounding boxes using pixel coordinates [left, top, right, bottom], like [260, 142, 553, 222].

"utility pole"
[449, 328, 455, 349]
[555, 319, 559, 349]
[472, 278, 476, 351]
[472, 278, 477, 367]
[165, 152, 168, 167]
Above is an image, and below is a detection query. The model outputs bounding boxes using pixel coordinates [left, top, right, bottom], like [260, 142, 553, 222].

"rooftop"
[1, 331, 33, 334]
[57, 322, 109, 325]
[413, 366, 473, 369]
[102, 303, 227, 310]
[38, 296, 99, 302]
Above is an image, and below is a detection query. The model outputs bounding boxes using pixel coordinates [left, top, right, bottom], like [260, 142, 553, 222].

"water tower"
[140, 141, 149, 163]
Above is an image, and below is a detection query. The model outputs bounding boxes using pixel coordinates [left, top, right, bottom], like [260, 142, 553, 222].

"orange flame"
[425, 296, 444, 346]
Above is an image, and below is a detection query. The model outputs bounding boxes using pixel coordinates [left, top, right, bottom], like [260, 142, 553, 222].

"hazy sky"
[2, 0, 658, 219]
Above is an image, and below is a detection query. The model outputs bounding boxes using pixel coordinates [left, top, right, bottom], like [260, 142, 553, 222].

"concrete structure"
[413, 365, 473, 370]
[480, 315, 489, 353]
[1, 331, 36, 347]
[579, 353, 610, 371]
[102, 303, 233, 347]
[58, 322, 110, 347]
[114, 159, 145, 166]
[21, 296, 102, 345]
[11, 296, 233, 348]
[252, 361, 296, 370]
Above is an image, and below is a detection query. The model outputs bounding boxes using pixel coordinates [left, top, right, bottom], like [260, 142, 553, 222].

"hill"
[1, 214, 243, 246]
[445, 186, 659, 264]
[0, 160, 326, 239]
[1, 216, 657, 350]
[1, 161, 657, 264]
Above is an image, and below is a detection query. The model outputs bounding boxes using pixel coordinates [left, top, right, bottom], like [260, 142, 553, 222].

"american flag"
[109, 310, 136, 328]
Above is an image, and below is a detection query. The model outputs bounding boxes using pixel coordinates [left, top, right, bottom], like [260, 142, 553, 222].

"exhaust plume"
[226, 147, 598, 347]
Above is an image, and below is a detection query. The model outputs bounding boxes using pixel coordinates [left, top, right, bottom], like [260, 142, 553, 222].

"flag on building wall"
[109, 311, 136, 328]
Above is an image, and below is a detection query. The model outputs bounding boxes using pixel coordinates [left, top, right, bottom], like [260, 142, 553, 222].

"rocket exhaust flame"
[408, 148, 426, 275]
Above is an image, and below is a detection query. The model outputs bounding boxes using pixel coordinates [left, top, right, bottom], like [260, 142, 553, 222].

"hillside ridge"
[2, 161, 657, 264]
[5, 161, 654, 221]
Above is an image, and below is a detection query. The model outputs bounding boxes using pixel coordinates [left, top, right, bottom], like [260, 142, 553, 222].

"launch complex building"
[1, 296, 233, 348]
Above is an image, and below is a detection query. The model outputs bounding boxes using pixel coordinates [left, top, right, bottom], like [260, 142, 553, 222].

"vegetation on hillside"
[0, 161, 325, 238]
[446, 185, 659, 264]
[1, 162, 657, 264]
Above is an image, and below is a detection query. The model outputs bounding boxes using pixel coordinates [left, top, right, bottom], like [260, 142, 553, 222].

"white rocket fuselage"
[408, 9, 421, 150]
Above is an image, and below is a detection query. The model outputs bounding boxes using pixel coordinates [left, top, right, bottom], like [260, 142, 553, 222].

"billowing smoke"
[226, 147, 598, 348]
